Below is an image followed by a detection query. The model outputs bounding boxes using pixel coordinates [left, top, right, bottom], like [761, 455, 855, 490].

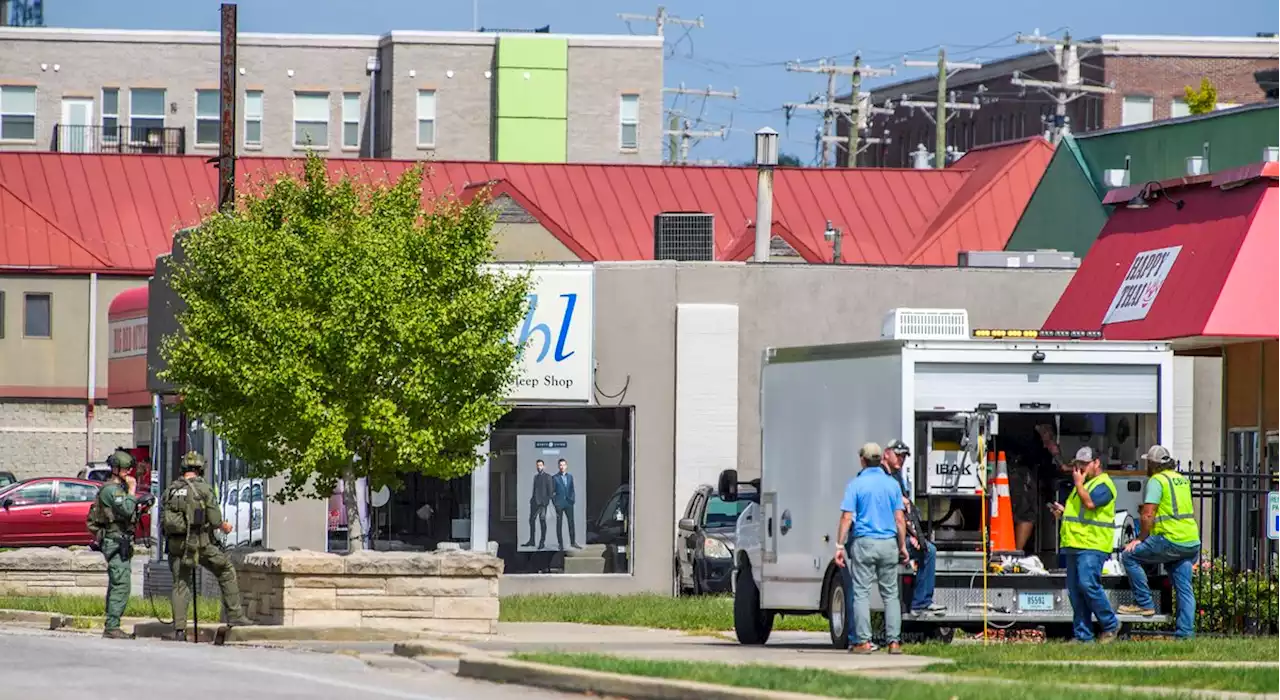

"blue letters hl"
[518, 293, 577, 362]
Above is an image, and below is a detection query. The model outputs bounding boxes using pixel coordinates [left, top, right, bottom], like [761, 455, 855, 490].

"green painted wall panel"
[496, 117, 567, 162]
[496, 36, 568, 70]
[497, 67, 567, 120]
[1007, 105, 1280, 256]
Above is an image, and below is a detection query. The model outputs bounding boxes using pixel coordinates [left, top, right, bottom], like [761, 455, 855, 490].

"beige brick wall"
[234, 549, 502, 634]
[0, 548, 107, 597]
[0, 401, 133, 479]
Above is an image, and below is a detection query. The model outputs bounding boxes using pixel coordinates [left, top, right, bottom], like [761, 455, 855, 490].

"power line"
[899, 48, 984, 168]
[1011, 30, 1117, 144]
[661, 87, 738, 164]
[785, 57, 895, 167]
[617, 5, 702, 37]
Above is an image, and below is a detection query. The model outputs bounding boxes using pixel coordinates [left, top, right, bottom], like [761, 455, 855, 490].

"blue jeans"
[910, 541, 937, 610]
[1064, 549, 1118, 641]
[1122, 535, 1200, 639]
[847, 538, 902, 645]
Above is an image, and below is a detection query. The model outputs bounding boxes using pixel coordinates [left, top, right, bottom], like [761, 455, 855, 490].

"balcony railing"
[53, 124, 187, 155]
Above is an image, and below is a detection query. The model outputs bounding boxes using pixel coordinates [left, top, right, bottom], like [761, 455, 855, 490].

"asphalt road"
[0, 626, 576, 700]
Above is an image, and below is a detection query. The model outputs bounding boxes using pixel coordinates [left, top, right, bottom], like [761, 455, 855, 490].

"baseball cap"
[1072, 446, 1096, 464]
[1141, 445, 1174, 465]
[886, 439, 911, 456]
[859, 442, 883, 462]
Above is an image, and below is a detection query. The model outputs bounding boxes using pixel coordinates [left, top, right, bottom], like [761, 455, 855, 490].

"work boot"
[226, 615, 255, 627]
[102, 628, 131, 640]
[887, 641, 903, 655]
[172, 629, 187, 642]
[1097, 629, 1119, 644]
[1117, 604, 1155, 616]
[848, 642, 876, 654]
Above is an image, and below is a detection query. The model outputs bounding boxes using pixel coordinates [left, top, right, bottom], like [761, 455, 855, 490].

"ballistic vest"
[1151, 469, 1198, 545]
[1060, 473, 1117, 553]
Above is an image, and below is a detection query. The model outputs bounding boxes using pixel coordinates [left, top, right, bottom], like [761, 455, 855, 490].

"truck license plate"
[1019, 592, 1054, 612]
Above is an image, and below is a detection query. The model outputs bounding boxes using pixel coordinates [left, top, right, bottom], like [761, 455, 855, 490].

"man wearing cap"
[883, 440, 945, 615]
[834, 443, 909, 654]
[1118, 446, 1199, 638]
[1049, 446, 1119, 643]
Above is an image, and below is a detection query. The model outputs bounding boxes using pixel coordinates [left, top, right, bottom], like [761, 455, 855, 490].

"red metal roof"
[107, 285, 148, 319]
[904, 138, 1055, 265]
[0, 177, 110, 272]
[0, 148, 1053, 273]
[1042, 169, 1278, 343]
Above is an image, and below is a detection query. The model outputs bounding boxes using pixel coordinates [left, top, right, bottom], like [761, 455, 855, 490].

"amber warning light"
[972, 329, 1104, 339]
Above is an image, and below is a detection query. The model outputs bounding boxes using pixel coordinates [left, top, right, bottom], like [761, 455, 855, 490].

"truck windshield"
[704, 496, 749, 528]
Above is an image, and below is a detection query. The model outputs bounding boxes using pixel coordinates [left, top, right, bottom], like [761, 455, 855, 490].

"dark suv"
[675, 484, 757, 595]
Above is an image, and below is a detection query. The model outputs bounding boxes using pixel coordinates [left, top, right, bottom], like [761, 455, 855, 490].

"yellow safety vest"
[1060, 473, 1117, 552]
[1151, 470, 1198, 545]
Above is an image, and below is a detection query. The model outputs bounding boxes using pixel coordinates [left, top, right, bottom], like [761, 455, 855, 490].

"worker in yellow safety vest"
[1049, 446, 1119, 643]
[1118, 445, 1200, 638]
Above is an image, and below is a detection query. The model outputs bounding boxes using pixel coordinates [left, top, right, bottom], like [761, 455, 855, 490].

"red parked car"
[0, 478, 149, 547]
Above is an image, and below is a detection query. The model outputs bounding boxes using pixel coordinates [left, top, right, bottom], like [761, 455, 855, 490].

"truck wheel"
[734, 562, 773, 645]
[827, 570, 851, 649]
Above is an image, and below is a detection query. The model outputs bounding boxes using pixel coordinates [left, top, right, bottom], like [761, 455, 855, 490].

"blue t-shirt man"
[841, 460, 905, 540]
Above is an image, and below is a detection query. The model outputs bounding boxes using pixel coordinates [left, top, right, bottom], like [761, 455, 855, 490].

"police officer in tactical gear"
[87, 448, 148, 639]
[163, 451, 253, 641]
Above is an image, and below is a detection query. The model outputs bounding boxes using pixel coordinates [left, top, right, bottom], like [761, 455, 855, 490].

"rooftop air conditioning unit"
[654, 212, 715, 261]
[882, 308, 970, 341]
[1102, 169, 1130, 188]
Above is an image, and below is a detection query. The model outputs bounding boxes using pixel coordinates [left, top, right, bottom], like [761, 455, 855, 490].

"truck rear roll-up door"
[914, 363, 1158, 414]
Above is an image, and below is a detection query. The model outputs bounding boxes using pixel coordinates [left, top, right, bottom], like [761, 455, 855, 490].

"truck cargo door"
[914, 363, 1158, 414]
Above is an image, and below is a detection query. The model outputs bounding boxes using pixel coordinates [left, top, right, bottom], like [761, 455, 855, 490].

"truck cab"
[723, 309, 1175, 646]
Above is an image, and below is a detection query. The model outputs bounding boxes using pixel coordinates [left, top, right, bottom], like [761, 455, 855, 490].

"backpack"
[163, 479, 199, 537]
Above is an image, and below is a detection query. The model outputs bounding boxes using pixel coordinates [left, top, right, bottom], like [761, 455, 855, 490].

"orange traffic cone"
[988, 451, 1018, 554]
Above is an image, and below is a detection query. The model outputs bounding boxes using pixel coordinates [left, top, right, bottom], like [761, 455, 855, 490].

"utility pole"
[786, 57, 894, 167]
[1012, 30, 1116, 144]
[902, 48, 982, 168]
[617, 5, 703, 37]
[661, 84, 738, 164]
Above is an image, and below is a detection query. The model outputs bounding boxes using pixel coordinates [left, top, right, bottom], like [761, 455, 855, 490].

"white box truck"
[721, 309, 1175, 646]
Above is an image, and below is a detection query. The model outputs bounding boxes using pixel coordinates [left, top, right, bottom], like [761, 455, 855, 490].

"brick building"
[842, 34, 1278, 167]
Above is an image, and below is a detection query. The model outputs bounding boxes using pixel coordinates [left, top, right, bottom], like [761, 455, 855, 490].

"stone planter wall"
[0, 548, 107, 597]
[233, 550, 502, 635]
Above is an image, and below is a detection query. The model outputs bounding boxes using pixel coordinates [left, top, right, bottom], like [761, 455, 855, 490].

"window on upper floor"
[244, 90, 263, 148]
[293, 92, 329, 148]
[1170, 98, 1191, 119]
[619, 94, 639, 150]
[1121, 96, 1154, 126]
[102, 88, 120, 142]
[1215, 102, 1240, 111]
[129, 88, 166, 142]
[23, 293, 51, 338]
[416, 90, 436, 148]
[342, 92, 360, 150]
[195, 89, 220, 147]
[0, 86, 36, 141]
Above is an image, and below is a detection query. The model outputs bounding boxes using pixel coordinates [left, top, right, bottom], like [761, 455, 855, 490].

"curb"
[454, 656, 852, 700]
[392, 640, 479, 658]
[131, 622, 415, 644]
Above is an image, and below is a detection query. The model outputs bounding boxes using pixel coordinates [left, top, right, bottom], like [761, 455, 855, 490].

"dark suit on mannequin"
[552, 459, 579, 550]
[525, 460, 554, 548]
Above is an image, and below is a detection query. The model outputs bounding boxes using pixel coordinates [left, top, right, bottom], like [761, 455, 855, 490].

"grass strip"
[917, 636, 1279, 663]
[501, 593, 825, 632]
[0, 594, 223, 622]
[936, 661, 1278, 693]
[512, 652, 1204, 700]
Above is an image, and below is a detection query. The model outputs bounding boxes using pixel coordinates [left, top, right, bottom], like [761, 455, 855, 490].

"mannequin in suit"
[552, 458, 580, 550]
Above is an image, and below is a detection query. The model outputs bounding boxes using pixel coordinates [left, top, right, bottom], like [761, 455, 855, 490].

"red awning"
[1043, 173, 1277, 345]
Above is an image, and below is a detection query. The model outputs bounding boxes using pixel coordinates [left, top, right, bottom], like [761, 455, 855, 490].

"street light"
[824, 220, 843, 264]
[754, 127, 779, 167]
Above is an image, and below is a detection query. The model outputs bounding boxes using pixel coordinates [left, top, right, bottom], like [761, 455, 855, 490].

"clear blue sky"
[45, 0, 1279, 163]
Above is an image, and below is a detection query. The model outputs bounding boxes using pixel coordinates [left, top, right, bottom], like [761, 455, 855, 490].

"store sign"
[108, 317, 148, 359]
[1102, 245, 1182, 325]
[489, 264, 594, 403]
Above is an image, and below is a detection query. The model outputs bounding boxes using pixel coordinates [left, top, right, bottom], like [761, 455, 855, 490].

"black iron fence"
[1182, 462, 1278, 635]
[53, 124, 186, 155]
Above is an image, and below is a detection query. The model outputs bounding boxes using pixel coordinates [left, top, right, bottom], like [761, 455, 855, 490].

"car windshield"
[703, 496, 749, 528]
[0, 474, 15, 488]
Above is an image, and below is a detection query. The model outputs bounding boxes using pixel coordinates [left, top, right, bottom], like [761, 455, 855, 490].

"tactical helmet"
[106, 449, 136, 472]
[181, 451, 206, 473]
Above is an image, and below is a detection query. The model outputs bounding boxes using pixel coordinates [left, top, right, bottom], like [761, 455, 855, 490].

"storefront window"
[488, 406, 633, 575]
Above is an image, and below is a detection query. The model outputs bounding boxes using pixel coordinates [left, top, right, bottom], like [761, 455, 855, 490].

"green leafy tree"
[160, 154, 530, 550]
[1184, 78, 1218, 115]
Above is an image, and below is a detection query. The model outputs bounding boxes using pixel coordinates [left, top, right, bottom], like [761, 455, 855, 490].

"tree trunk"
[343, 463, 364, 552]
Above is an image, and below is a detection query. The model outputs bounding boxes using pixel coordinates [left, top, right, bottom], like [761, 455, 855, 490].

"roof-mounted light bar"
[972, 329, 1104, 339]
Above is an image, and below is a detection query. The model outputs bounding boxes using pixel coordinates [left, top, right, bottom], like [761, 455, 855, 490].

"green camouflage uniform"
[163, 454, 250, 631]
[87, 453, 138, 633]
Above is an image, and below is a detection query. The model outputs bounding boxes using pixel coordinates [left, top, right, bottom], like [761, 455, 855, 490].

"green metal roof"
[1006, 102, 1279, 256]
